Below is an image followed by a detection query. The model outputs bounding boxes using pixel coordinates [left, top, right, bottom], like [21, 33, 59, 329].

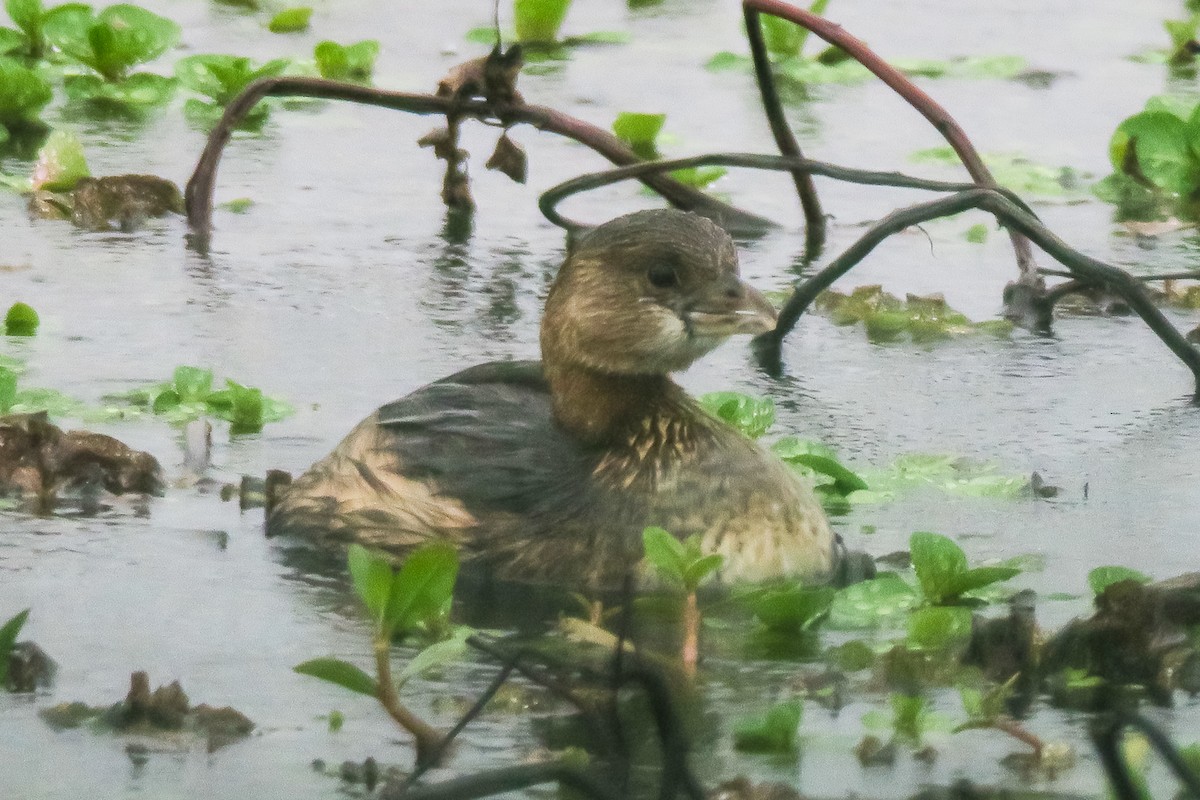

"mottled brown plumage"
[268, 210, 835, 589]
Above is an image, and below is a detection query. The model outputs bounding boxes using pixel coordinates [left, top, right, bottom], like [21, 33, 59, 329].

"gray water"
[3, 0, 1199, 797]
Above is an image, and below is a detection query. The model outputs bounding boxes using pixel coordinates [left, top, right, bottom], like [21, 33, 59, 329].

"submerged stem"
[374, 636, 443, 767]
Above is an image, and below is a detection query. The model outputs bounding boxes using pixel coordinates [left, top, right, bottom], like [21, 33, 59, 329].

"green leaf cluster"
[1096, 96, 1200, 216]
[2, 0, 51, 59]
[314, 39, 378, 82]
[3, 301, 38, 335]
[910, 531, 1019, 605]
[176, 53, 289, 129]
[44, 3, 178, 80]
[906, 605, 972, 650]
[117, 365, 293, 433]
[732, 698, 802, 753]
[0, 365, 81, 415]
[737, 582, 834, 632]
[828, 572, 920, 629]
[0, 608, 30, 689]
[889, 693, 932, 743]
[816, 285, 1012, 344]
[854, 452, 1029, 503]
[0, 55, 51, 143]
[642, 526, 722, 592]
[698, 391, 774, 439]
[349, 543, 459, 639]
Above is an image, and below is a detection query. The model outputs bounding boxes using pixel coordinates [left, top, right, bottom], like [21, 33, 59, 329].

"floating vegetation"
[0, 56, 51, 145]
[815, 285, 1014, 344]
[733, 699, 803, 754]
[175, 54, 291, 130]
[267, 6, 311, 34]
[314, 39, 378, 82]
[909, 147, 1089, 198]
[113, 365, 293, 434]
[3, 302, 38, 336]
[611, 111, 727, 189]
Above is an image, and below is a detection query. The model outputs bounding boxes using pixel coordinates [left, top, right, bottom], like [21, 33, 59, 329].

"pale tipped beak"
[684, 279, 778, 337]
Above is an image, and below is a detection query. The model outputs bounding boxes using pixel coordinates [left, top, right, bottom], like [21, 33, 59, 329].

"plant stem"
[374, 637, 443, 767]
[681, 591, 699, 675]
[994, 716, 1043, 756]
[743, 0, 1039, 282]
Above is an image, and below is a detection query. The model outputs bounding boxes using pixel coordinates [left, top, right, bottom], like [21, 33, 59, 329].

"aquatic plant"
[0, 608, 30, 690]
[642, 526, 723, 672]
[910, 531, 1020, 606]
[43, 3, 179, 106]
[267, 6, 310, 33]
[0, 55, 50, 143]
[116, 365, 293, 433]
[733, 698, 803, 753]
[698, 391, 775, 438]
[175, 54, 291, 129]
[1, 0, 51, 59]
[295, 543, 461, 766]
[612, 111, 727, 188]
[314, 39, 378, 81]
[3, 302, 38, 335]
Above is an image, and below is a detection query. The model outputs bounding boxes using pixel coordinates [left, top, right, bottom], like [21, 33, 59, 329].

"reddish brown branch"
[183, 77, 772, 246]
[742, 0, 1039, 282]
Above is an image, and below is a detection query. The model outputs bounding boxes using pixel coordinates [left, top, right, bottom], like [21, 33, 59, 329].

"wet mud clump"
[0, 412, 162, 511]
[40, 671, 254, 751]
[28, 174, 183, 231]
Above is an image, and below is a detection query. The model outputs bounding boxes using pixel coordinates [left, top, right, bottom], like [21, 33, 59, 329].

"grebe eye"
[647, 263, 678, 288]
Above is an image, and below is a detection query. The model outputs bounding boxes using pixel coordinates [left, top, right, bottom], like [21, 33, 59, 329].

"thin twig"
[183, 77, 773, 246]
[400, 662, 516, 791]
[743, 0, 1039, 282]
[538, 151, 1036, 231]
[744, 5, 825, 252]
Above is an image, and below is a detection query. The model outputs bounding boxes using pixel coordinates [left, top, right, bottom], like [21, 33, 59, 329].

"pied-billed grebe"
[268, 209, 836, 589]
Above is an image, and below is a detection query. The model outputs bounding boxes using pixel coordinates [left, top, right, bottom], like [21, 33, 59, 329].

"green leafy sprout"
[0, 608, 30, 690]
[295, 543, 462, 766]
[910, 531, 1020, 606]
[267, 7, 310, 34]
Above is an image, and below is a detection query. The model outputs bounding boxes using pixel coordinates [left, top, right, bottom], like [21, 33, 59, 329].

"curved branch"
[538, 151, 1037, 231]
[744, 6, 825, 251]
[743, 0, 1039, 281]
[758, 187, 1200, 396]
[183, 77, 773, 246]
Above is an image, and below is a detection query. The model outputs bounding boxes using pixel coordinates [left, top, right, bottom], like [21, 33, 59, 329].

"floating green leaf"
[698, 391, 775, 439]
[0, 367, 16, 412]
[1109, 110, 1197, 195]
[733, 699, 802, 753]
[612, 111, 665, 159]
[965, 223, 989, 243]
[314, 39, 378, 81]
[514, 0, 571, 44]
[62, 72, 175, 106]
[1087, 565, 1152, 595]
[890, 693, 931, 743]
[642, 527, 721, 592]
[772, 437, 868, 496]
[4, 301, 38, 335]
[828, 573, 920, 629]
[267, 6, 310, 33]
[111, 366, 292, 429]
[294, 658, 378, 697]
